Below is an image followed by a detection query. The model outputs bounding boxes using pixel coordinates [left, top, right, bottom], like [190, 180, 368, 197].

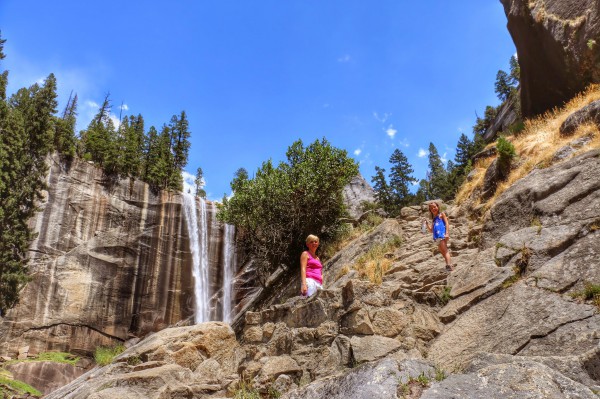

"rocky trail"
[43, 151, 600, 398]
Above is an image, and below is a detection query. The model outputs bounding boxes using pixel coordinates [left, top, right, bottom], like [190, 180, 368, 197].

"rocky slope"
[0, 154, 234, 358]
[40, 143, 600, 397]
[502, 0, 600, 117]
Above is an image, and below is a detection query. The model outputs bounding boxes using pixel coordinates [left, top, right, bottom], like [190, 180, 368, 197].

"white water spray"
[182, 193, 210, 323]
[222, 224, 236, 322]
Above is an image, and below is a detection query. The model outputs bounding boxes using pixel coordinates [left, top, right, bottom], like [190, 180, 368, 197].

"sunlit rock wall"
[0, 155, 231, 356]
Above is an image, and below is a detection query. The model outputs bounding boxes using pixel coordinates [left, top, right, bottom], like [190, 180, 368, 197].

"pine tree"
[495, 70, 513, 102]
[122, 114, 145, 179]
[509, 55, 520, 86]
[427, 142, 449, 200]
[54, 91, 78, 157]
[388, 148, 416, 210]
[168, 111, 190, 191]
[371, 166, 394, 214]
[194, 167, 206, 198]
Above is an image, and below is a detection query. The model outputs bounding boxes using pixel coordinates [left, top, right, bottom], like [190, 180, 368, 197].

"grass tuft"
[94, 344, 125, 366]
[0, 376, 42, 397]
[352, 236, 403, 284]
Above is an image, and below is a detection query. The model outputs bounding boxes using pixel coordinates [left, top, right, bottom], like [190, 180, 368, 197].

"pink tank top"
[305, 251, 323, 284]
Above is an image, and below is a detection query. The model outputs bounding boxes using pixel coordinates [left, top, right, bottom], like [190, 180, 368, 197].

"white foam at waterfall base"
[222, 224, 236, 323]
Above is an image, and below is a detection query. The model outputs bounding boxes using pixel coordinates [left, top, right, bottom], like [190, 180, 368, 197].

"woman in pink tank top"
[300, 234, 323, 297]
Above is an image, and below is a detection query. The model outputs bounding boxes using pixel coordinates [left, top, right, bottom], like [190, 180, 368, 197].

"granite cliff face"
[0, 155, 236, 357]
[502, 0, 600, 117]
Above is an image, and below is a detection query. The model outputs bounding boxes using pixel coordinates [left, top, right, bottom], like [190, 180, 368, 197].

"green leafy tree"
[230, 168, 249, 193]
[218, 138, 358, 281]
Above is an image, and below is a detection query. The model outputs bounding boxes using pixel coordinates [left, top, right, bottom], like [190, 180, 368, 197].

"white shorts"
[305, 278, 322, 297]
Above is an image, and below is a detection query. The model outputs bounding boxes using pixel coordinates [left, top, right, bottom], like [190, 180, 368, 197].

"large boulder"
[44, 322, 243, 399]
[342, 174, 377, 220]
[501, 0, 600, 117]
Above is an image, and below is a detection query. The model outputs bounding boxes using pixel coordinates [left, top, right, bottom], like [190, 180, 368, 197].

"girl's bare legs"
[438, 239, 453, 270]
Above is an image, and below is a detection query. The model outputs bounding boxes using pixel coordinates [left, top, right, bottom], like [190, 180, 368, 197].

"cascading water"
[222, 224, 236, 322]
[182, 193, 210, 323]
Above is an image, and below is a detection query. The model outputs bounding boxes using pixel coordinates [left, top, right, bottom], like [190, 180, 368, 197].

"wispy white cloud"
[182, 170, 207, 196]
[120, 104, 129, 111]
[373, 112, 390, 124]
[337, 54, 351, 63]
[398, 138, 410, 148]
[418, 148, 428, 158]
[354, 148, 362, 156]
[386, 125, 397, 139]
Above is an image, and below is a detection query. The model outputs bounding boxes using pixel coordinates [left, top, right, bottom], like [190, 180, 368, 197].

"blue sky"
[1, 1, 515, 200]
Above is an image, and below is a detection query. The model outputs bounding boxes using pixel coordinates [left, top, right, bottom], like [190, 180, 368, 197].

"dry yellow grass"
[458, 84, 600, 210]
[352, 236, 402, 284]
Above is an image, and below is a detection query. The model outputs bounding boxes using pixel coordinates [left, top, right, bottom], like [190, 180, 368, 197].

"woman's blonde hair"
[305, 234, 319, 244]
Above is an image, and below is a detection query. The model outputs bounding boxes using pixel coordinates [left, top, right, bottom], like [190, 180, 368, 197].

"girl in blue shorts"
[424, 201, 454, 271]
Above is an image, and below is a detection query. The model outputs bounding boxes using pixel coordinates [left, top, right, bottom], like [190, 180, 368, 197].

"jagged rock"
[255, 355, 302, 385]
[342, 174, 376, 221]
[421, 355, 598, 399]
[44, 322, 240, 399]
[484, 94, 520, 141]
[340, 308, 374, 335]
[501, 0, 600, 117]
[284, 358, 436, 399]
[552, 135, 593, 162]
[350, 335, 401, 363]
[560, 100, 600, 135]
[428, 283, 599, 370]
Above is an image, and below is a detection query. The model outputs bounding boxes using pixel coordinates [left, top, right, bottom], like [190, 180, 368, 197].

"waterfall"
[222, 224, 236, 323]
[182, 193, 210, 323]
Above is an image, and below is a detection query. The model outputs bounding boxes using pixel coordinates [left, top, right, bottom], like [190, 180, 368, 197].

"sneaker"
[445, 264, 454, 272]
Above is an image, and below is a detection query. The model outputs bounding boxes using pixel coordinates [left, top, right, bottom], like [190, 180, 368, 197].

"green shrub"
[497, 136, 516, 177]
[94, 344, 125, 366]
[231, 380, 261, 399]
[0, 376, 42, 396]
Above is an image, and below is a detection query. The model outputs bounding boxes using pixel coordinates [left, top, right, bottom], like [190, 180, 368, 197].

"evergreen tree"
[427, 142, 449, 200]
[413, 179, 428, 205]
[168, 111, 190, 191]
[0, 35, 58, 313]
[54, 92, 78, 157]
[122, 114, 145, 179]
[509, 55, 520, 86]
[388, 148, 416, 210]
[371, 166, 394, 214]
[194, 167, 206, 198]
[495, 70, 513, 102]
